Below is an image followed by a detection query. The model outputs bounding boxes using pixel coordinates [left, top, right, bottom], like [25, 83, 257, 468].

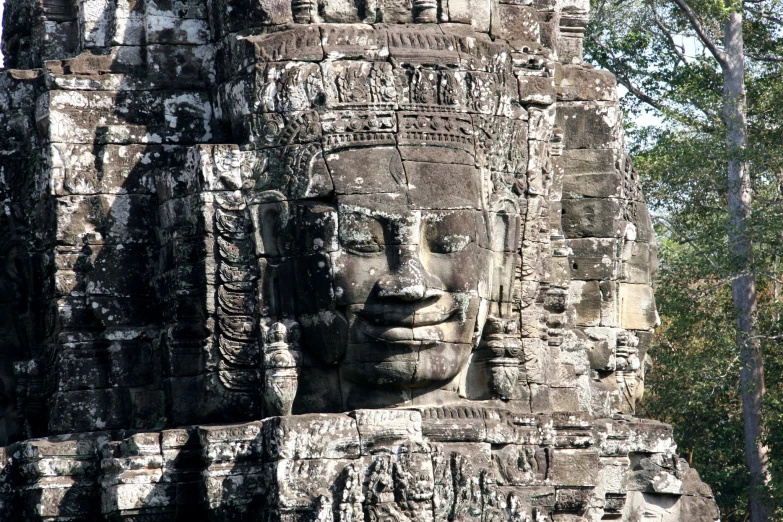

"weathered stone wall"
[2, 0, 216, 438]
[0, 409, 718, 521]
[0, 0, 715, 519]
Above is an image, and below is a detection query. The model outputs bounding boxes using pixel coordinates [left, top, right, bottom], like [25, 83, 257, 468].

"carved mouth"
[355, 303, 458, 326]
[353, 307, 458, 345]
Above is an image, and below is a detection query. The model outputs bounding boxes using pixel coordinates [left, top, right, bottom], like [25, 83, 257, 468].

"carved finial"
[262, 321, 302, 416]
[269, 322, 288, 344]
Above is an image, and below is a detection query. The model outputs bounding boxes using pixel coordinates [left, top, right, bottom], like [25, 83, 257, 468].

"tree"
[585, 0, 783, 520]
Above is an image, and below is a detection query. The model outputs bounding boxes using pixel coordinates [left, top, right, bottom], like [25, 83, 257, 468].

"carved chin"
[341, 341, 472, 389]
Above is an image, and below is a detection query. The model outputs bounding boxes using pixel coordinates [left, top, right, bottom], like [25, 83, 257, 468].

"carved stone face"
[294, 145, 497, 404]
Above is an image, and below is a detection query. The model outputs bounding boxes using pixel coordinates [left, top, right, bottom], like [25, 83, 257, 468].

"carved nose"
[376, 246, 444, 301]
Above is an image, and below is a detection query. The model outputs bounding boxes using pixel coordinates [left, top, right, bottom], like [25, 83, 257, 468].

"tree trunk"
[723, 9, 770, 522]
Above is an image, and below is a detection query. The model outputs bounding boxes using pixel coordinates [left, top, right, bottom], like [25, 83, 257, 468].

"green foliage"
[585, 0, 783, 519]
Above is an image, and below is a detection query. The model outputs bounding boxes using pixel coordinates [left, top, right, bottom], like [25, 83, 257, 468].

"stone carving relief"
[0, 0, 717, 518]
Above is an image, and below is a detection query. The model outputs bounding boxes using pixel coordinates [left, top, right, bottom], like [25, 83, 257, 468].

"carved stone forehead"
[324, 146, 481, 209]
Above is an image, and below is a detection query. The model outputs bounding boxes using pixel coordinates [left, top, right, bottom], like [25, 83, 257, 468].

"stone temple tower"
[0, 0, 720, 519]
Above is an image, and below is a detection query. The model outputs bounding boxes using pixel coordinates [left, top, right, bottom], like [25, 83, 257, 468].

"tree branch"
[588, 35, 667, 112]
[650, 3, 689, 64]
[746, 53, 783, 62]
[745, 6, 783, 26]
[670, 0, 728, 67]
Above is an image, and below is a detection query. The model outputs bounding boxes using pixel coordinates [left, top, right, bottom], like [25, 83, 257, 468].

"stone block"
[562, 168, 623, 199]
[320, 0, 361, 22]
[12, 433, 106, 460]
[549, 449, 600, 486]
[21, 481, 100, 519]
[622, 241, 651, 284]
[146, 44, 216, 88]
[369, 0, 414, 23]
[203, 463, 269, 512]
[165, 374, 258, 427]
[78, 0, 115, 47]
[628, 420, 675, 454]
[492, 444, 549, 485]
[55, 296, 160, 330]
[129, 389, 166, 429]
[263, 414, 361, 460]
[327, 146, 403, 195]
[594, 456, 629, 497]
[55, 194, 156, 245]
[560, 148, 616, 175]
[146, 0, 207, 18]
[31, 20, 79, 62]
[556, 101, 622, 150]
[491, 4, 540, 44]
[49, 388, 132, 433]
[268, 458, 358, 509]
[404, 160, 481, 210]
[496, 485, 556, 516]
[199, 422, 264, 463]
[550, 387, 580, 412]
[47, 143, 173, 196]
[102, 482, 178, 513]
[631, 201, 655, 243]
[558, 65, 616, 101]
[568, 238, 618, 280]
[627, 468, 682, 494]
[21, 454, 100, 478]
[432, 441, 492, 484]
[484, 409, 544, 445]
[583, 326, 616, 371]
[352, 409, 424, 454]
[444, 0, 490, 31]
[518, 73, 556, 104]
[244, 26, 324, 63]
[54, 344, 111, 391]
[618, 283, 658, 330]
[553, 487, 592, 512]
[419, 405, 487, 442]
[561, 197, 624, 238]
[146, 16, 210, 44]
[570, 280, 601, 326]
[558, 35, 583, 64]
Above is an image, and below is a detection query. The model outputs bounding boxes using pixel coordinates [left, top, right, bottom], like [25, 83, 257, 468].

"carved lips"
[352, 300, 462, 345]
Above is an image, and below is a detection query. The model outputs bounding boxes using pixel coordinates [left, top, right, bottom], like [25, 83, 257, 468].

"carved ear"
[389, 148, 406, 186]
[248, 191, 289, 258]
[488, 195, 521, 252]
[249, 192, 295, 319]
[486, 196, 521, 317]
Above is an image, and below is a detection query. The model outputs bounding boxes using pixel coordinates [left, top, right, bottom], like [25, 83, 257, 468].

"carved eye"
[431, 234, 472, 253]
[423, 212, 475, 254]
[342, 234, 382, 254]
[339, 213, 384, 254]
